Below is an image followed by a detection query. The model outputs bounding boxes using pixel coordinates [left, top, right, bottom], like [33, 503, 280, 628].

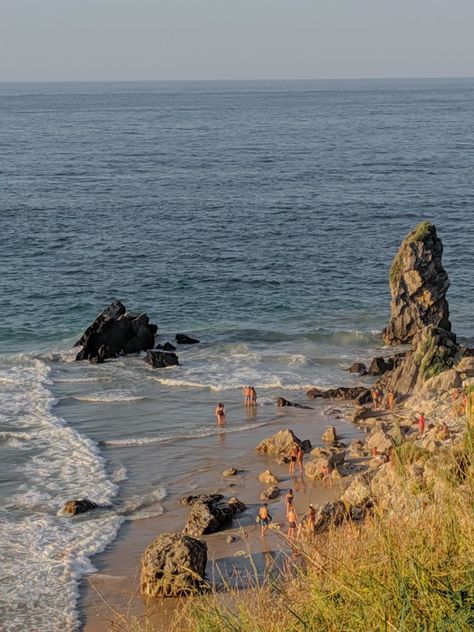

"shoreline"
[80, 398, 368, 631]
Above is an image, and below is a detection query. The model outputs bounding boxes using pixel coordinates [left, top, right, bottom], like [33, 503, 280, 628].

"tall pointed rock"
[383, 221, 451, 345]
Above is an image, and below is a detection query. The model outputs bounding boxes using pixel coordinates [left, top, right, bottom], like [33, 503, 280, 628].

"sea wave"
[0, 353, 121, 631]
[73, 390, 145, 403]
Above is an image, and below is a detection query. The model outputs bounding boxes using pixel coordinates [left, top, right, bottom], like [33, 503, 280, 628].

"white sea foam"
[102, 420, 274, 448]
[111, 464, 128, 483]
[73, 390, 145, 403]
[0, 354, 121, 631]
[55, 376, 112, 384]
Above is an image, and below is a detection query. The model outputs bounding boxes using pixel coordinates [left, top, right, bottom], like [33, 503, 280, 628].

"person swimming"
[215, 402, 226, 426]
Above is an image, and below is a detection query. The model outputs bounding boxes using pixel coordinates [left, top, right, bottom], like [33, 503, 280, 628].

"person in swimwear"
[296, 444, 304, 476]
[250, 386, 257, 406]
[257, 502, 272, 537]
[243, 386, 250, 406]
[288, 444, 299, 477]
[215, 403, 226, 426]
[418, 411, 426, 436]
[307, 503, 316, 539]
[287, 504, 298, 539]
[285, 489, 294, 515]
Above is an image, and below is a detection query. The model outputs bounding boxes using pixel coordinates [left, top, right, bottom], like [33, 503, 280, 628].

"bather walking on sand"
[215, 403, 226, 426]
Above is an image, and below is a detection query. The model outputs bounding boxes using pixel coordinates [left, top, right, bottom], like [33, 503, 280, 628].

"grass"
[110, 425, 474, 632]
[170, 430, 474, 632]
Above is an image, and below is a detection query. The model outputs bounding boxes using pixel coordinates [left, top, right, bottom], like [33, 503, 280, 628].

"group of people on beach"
[371, 386, 396, 411]
[214, 385, 258, 426]
[257, 488, 316, 541]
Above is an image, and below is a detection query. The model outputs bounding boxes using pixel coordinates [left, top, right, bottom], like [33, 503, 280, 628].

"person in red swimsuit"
[418, 412, 426, 436]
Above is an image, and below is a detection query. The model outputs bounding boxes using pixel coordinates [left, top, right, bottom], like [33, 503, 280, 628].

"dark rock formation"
[140, 533, 207, 597]
[182, 495, 246, 537]
[75, 301, 157, 362]
[276, 397, 312, 409]
[176, 333, 200, 345]
[180, 493, 223, 507]
[145, 350, 179, 368]
[347, 362, 367, 375]
[163, 342, 176, 352]
[260, 485, 280, 501]
[61, 499, 98, 515]
[368, 356, 393, 376]
[255, 429, 312, 457]
[383, 222, 451, 345]
[306, 386, 372, 405]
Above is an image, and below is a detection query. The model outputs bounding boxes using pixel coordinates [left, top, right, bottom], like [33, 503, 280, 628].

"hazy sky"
[1, 0, 474, 81]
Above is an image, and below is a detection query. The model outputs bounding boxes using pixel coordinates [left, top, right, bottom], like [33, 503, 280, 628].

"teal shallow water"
[0, 78, 473, 630]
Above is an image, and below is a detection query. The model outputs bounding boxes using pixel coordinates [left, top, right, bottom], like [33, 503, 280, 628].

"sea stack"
[383, 221, 451, 345]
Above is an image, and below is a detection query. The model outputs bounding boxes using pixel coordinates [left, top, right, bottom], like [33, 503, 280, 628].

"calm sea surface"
[0, 79, 473, 630]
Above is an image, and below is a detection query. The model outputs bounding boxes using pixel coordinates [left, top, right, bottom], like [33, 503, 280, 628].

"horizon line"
[1, 75, 474, 84]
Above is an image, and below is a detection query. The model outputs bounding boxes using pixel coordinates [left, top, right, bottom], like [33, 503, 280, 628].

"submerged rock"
[322, 426, 338, 443]
[175, 333, 200, 345]
[145, 350, 179, 368]
[140, 533, 207, 597]
[182, 495, 246, 537]
[383, 222, 451, 345]
[75, 301, 157, 362]
[255, 429, 311, 458]
[222, 467, 238, 477]
[61, 499, 98, 515]
[276, 397, 312, 409]
[347, 362, 367, 375]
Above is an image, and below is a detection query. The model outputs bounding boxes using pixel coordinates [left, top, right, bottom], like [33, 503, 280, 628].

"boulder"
[276, 397, 312, 409]
[257, 470, 279, 485]
[307, 386, 372, 405]
[182, 496, 246, 537]
[140, 533, 207, 597]
[180, 493, 223, 506]
[75, 301, 157, 362]
[383, 222, 451, 345]
[226, 535, 236, 544]
[255, 429, 311, 458]
[419, 368, 462, 396]
[145, 350, 179, 368]
[313, 501, 347, 533]
[366, 429, 393, 453]
[322, 426, 337, 443]
[351, 406, 380, 424]
[260, 486, 280, 501]
[61, 499, 98, 515]
[305, 452, 346, 480]
[348, 362, 367, 375]
[176, 333, 200, 345]
[348, 439, 366, 457]
[341, 475, 372, 508]
[368, 357, 392, 376]
[222, 467, 238, 477]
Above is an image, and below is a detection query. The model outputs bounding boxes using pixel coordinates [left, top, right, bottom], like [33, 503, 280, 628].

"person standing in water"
[215, 403, 226, 426]
[287, 504, 298, 539]
[243, 386, 252, 407]
[296, 444, 304, 476]
[250, 386, 257, 406]
[285, 489, 294, 515]
[257, 502, 272, 537]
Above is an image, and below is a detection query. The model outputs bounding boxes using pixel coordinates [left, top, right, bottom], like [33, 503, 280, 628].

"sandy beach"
[81, 399, 366, 631]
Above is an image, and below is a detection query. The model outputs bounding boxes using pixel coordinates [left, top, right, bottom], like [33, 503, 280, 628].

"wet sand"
[81, 402, 365, 631]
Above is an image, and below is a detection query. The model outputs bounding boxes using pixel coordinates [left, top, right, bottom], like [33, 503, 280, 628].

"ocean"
[0, 78, 473, 631]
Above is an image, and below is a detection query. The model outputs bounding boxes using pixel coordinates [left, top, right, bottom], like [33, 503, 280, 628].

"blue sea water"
[0, 78, 473, 630]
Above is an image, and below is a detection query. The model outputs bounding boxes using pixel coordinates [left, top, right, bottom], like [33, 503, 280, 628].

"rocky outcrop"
[341, 475, 372, 508]
[61, 499, 98, 515]
[368, 357, 393, 376]
[322, 426, 338, 443]
[305, 451, 346, 480]
[383, 222, 451, 345]
[176, 333, 200, 345]
[307, 386, 372, 405]
[155, 342, 177, 352]
[75, 301, 157, 362]
[222, 467, 238, 477]
[255, 429, 311, 457]
[140, 533, 207, 597]
[182, 496, 246, 537]
[380, 325, 459, 396]
[145, 350, 179, 368]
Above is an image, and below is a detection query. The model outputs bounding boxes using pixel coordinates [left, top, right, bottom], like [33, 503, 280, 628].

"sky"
[1, 0, 474, 81]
